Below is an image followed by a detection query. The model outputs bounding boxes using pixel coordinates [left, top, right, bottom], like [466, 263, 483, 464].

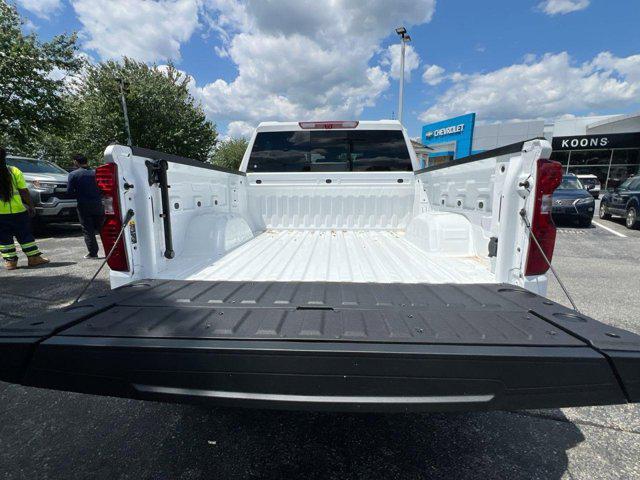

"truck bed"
[161, 230, 494, 284]
[2, 280, 639, 412]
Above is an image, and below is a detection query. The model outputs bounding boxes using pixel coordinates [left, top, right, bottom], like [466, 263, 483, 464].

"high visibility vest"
[0, 166, 27, 215]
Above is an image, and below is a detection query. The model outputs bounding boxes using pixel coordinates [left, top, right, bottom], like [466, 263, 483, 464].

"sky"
[14, 0, 640, 139]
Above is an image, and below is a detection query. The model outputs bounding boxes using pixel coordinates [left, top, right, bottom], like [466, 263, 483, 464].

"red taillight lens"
[298, 121, 359, 129]
[96, 163, 128, 271]
[525, 159, 563, 276]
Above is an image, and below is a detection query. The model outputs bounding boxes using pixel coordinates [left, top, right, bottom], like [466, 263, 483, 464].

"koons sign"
[552, 133, 640, 151]
[560, 137, 609, 149]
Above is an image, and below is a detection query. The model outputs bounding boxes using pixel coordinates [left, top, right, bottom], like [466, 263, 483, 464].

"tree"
[64, 59, 217, 164]
[210, 137, 249, 171]
[0, 1, 82, 154]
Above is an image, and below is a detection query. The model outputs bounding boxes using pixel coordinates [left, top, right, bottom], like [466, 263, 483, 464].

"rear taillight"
[524, 159, 563, 276]
[95, 163, 129, 271]
[298, 121, 359, 129]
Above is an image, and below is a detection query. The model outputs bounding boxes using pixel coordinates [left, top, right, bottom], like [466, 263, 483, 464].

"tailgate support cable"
[519, 209, 580, 313]
[73, 209, 135, 304]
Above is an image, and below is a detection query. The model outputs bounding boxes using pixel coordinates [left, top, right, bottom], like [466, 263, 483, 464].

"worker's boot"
[27, 255, 50, 267]
[4, 259, 18, 270]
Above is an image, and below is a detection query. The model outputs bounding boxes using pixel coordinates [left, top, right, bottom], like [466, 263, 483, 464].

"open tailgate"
[1, 280, 639, 412]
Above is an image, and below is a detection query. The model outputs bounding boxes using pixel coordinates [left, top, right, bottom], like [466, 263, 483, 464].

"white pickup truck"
[1, 120, 638, 412]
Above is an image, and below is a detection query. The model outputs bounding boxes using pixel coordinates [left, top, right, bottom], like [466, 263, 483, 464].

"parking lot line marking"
[592, 220, 627, 238]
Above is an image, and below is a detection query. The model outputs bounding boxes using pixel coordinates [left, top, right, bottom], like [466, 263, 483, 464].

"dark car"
[551, 174, 595, 227]
[599, 175, 640, 229]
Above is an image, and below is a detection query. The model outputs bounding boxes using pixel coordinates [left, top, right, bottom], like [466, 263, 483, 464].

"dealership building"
[420, 112, 640, 189]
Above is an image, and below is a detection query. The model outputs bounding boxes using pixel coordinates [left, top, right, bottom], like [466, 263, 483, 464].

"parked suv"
[551, 174, 595, 227]
[599, 175, 640, 229]
[576, 174, 601, 199]
[6, 156, 77, 223]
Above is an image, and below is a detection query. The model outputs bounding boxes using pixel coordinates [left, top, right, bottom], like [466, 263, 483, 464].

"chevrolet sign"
[422, 113, 476, 159]
[425, 124, 465, 139]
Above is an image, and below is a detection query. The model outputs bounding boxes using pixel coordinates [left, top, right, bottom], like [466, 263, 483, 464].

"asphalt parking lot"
[1, 213, 639, 480]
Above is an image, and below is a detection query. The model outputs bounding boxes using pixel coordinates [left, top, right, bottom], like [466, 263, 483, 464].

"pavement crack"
[507, 410, 640, 435]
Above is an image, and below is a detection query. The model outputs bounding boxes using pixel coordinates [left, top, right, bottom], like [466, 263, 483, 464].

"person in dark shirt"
[68, 154, 104, 258]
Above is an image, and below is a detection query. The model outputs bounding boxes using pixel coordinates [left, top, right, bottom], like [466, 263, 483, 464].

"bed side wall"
[105, 145, 253, 287]
[414, 156, 505, 259]
[416, 140, 552, 294]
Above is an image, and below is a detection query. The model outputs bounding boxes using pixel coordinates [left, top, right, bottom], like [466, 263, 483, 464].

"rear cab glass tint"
[247, 130, 412, 172]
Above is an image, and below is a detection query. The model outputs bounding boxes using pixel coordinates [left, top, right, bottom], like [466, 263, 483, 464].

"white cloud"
[71, 0, 200, 62]
[592, 51, 640, 83]
[16, 0, 61, 18]
[194, 0, 436, 129]
[65, 0, 436, 134]
[538, 0, 590, 16]
[422, 64, 445, 85]
[226, 120, 255, 139]
[380, 44, 420, 81]
[419, 52, 640, 123]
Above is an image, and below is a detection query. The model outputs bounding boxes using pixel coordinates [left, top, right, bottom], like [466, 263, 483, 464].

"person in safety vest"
[0, 147, 50, 270]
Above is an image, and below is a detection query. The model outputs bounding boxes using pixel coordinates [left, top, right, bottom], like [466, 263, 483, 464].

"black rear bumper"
[1, 280, 639, 412]
[19, 338, 631, 412]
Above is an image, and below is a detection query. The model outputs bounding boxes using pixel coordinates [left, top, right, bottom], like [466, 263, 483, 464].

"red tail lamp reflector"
[95, 163, 129, 271]
[299, 121, 359, 129]
[524, 159, 563, 276]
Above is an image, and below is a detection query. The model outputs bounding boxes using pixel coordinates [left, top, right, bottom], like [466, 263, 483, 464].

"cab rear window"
[247, 130, 412, 172]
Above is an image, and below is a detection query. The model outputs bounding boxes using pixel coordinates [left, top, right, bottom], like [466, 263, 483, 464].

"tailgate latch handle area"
[145, 159, 175, 259]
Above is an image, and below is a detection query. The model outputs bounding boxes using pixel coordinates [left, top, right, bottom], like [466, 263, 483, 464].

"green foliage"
[0, 3, 217, 166]
[63, 59, 217, 165]
[0, 1, 82, 154]
[210, 137, 249, 171]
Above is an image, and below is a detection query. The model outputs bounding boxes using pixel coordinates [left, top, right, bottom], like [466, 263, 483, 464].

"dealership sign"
[559, 137, 609, 149]
[422, 113, 476, 159]
[552, 132, 640, 150]
[424, 123, 465, 139]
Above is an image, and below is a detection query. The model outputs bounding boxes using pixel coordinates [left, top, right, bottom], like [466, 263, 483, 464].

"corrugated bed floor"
[183, 230, 495, 284]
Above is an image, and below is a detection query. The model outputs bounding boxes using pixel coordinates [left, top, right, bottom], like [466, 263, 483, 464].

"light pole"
[395, 26, 411, 124]
[117, 78, 133, 146]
